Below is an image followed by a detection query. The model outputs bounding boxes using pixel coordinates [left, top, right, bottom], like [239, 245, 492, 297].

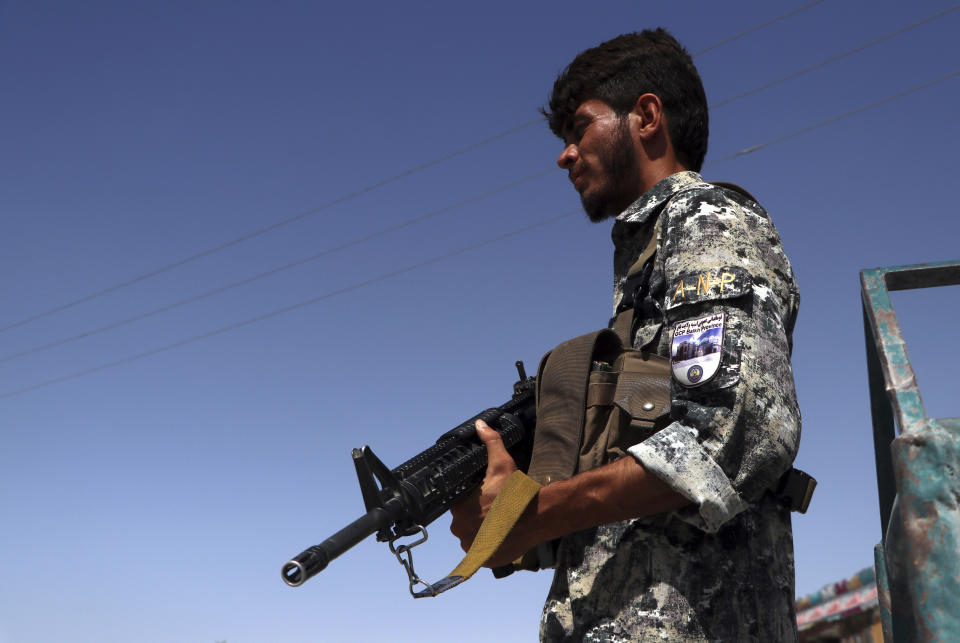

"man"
[451, 29, 800, 641]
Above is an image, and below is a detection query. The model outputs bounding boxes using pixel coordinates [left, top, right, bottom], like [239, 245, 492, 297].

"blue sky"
[2, 1, 959, 641]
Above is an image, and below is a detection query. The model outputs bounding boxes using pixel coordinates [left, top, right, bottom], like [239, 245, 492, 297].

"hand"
[449, 419, 519, 552]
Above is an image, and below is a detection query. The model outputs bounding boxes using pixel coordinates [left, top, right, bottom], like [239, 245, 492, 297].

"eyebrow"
[564, 113, 590, 139]
[572, 113, 590, 129]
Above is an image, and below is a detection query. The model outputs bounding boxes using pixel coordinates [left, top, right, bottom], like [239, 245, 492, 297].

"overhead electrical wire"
[709, 68, 960, 164]
[14, 2, 948, 362]
[4, 67, 957, 399]
[0, 118, 542, 335]
[9, 0, 902, 357]
[692, 0, 826, 57]
[0, 0, 825, 335]
[0, 210, 579, 400]
[710, 4, 960, 109]
[0, 168, 553, 364]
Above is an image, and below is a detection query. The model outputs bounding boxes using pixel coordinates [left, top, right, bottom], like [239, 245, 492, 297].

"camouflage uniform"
[540, 171, 801, 642]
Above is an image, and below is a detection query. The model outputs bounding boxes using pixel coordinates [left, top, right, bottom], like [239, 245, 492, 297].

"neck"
[638, 158, 690, 195]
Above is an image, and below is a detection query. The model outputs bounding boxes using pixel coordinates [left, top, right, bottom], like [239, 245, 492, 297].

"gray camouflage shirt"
[540, 172, 801, 642]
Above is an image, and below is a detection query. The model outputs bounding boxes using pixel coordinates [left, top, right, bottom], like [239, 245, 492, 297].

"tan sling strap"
[414, 469, 541, 597]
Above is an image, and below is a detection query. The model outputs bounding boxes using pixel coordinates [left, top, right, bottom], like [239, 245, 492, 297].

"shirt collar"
[615, 171, 703, 225]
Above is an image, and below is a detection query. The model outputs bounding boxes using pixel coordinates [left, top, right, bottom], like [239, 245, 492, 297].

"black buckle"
[622, 260, 655, 311]
[776, 468, 816, 513]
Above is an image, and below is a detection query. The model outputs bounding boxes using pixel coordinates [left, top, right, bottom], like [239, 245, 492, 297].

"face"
[557, 99, 642, 222]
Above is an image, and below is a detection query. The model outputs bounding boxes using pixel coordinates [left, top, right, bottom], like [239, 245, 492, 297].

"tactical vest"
[527, 228, 667, 486]
[494, 215, 666, 575]
[503, 181, 814, 575]
[442, 182, 813, 587]
[528, 181, 762, 485]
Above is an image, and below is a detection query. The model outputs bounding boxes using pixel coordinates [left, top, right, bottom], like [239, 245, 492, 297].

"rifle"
[281, 361, 536, 596]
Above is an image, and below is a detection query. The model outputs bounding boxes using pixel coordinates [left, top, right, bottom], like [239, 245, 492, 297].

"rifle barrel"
[281, 502, 398, 587]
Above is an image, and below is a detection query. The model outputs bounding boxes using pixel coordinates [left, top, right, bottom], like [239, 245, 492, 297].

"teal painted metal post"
[861, 261, 960, 642]
[874, 543, 893, 642]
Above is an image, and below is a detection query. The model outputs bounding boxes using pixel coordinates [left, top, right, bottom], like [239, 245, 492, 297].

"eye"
[565, 116, 589, 144]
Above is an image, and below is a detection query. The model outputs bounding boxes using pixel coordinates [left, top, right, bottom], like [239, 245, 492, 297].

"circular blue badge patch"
[687, 365, 704, 383]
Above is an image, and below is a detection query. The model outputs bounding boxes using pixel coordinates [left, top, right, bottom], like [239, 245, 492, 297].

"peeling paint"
[862, 262, 960, 641]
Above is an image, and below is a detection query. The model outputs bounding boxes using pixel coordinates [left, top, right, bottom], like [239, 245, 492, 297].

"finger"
[476, 419, 515, 474]
[475, 419, 507, 455]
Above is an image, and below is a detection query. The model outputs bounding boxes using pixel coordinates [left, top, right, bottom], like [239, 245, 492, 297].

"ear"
[631, 93, 666, 140]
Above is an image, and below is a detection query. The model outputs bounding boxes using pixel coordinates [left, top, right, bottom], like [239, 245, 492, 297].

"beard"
[580, 117, 639, 223]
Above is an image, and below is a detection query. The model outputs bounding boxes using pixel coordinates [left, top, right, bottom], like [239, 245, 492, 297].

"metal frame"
[861, 261, 960, 642]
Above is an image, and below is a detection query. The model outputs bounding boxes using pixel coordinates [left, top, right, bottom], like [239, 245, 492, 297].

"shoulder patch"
[671, 313, 724, 387]
[667, 266, 752, 309]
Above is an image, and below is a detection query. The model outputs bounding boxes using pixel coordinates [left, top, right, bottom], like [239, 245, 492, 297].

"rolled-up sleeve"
[628, 185, 801, 532]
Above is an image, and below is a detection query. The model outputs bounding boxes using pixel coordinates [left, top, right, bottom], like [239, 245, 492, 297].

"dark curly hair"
[543, 29, 708, 171]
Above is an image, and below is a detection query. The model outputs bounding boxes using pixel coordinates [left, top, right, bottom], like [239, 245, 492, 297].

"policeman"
[451, 29, 801, 641]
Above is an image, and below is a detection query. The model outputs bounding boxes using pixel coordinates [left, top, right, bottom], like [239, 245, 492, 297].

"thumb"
[476, 419, 516, 474]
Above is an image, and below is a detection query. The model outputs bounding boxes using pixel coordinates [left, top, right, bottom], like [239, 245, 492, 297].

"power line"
[710, 4, 960, 109]
[9, 64, 957, 368]
[0, 168, 553, 364]
[12, 66, 956, 366]
[708, 68, 960, 164]
[0, 118, 543, 336]
[7, 67, 958, 397]
[0, 210, 578, 400]
[693, 0, 826, 57]
[1, 2, 828, 336]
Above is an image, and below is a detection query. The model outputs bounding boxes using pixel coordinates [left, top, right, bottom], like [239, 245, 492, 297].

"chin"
[581, 194, 615, 223]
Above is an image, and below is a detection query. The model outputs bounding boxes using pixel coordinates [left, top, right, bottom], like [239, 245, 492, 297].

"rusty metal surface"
[860, 267, 927, 431]
[864, 309, 900, 534]
[890, 418, 960, 640]
[861, 261, 960, 642]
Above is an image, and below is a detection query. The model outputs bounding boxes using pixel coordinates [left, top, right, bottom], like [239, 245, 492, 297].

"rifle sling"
[413, 470, 541, 597]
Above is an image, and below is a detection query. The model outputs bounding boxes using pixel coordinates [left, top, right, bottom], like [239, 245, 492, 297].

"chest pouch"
[491, 328, 670, 577]
[529, 329, 671, 484]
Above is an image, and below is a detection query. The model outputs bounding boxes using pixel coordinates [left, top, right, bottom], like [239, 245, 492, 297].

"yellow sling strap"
[413, 470, 541, 597]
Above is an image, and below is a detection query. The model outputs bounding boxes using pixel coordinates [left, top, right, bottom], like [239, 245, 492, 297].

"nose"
[557, 143, 578, 170]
